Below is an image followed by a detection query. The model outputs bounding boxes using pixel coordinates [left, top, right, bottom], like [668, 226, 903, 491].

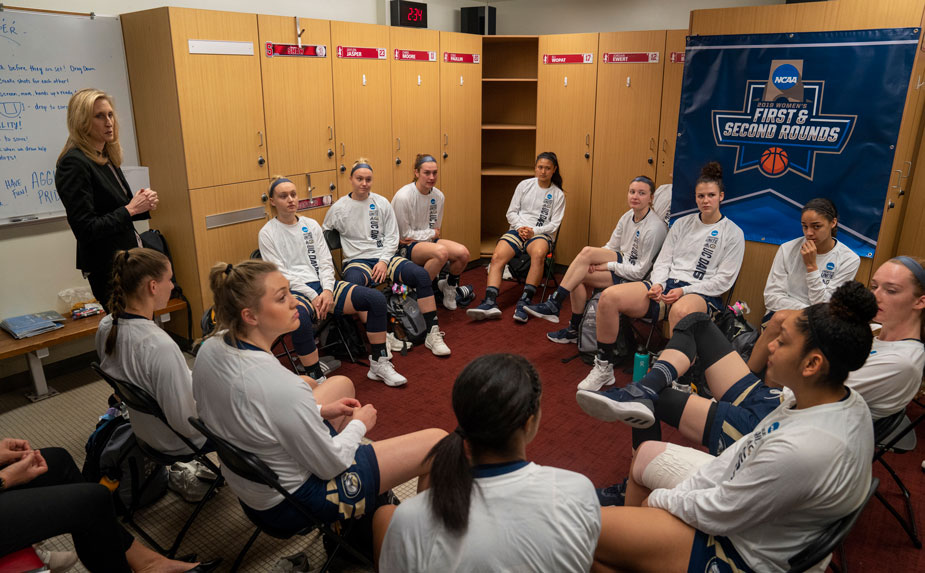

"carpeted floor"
[2, 263, 924, 571]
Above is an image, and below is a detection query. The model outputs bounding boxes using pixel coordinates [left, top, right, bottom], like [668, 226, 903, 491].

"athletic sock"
[424, 310, 438, 330]
[637, 360, 678, 396]
[303, 361, 325, 381]
[371, 342, 388, 359]
[597, 340, 619, 365]
[569, 312, 583, 331]
[521, 284, 537, 302]
[448, 273, 460, 287]
[485, 286, 499, 303]
[550, 286, 570, 306]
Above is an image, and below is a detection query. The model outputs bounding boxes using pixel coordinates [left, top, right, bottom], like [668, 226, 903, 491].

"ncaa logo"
[766, 421, 780, 434]
[546, 193, 553, 199]
[710, 230, 719, 237]
[772, 63, 800, 90]
[301, 227, 308, 232]
[635, 230, 640, 237]
[826, 262, 835, 270]
[430, 198, 436, 204]
[369, 204, 376, 210]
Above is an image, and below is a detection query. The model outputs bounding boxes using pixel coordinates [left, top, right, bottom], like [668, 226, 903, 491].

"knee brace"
[290, 303, 316, 355]
[350, 286, 387, 333]
[397, 263, 434, 298]
[670, 312, 734, 370]
[654, 387, 692, 429]
[343, 266, 369, 286]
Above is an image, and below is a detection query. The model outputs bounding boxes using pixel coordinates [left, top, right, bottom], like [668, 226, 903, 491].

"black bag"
[140, 228, 193, 345]
[386, 291, 427, 346]
[319, 314, 369, 361]
[567, 290, 633, 366]
[715, 302, 759, 362]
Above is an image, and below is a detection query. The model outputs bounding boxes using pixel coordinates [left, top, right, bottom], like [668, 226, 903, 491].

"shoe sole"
[575, 390, 655, 427]
[467, 308, 502, 320]
[524, 307, 560, 323]
[442, 301, 457, 310]
[367, 371, 407, 387]
[547, 333, 578, 344]
[425, 341, 451, 356]
[512, 313, 528, 323]
[576, 377, 616, 392]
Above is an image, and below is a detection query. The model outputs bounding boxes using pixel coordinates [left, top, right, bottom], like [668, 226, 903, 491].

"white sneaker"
[424, 325, 451, 356]
[437, 279, 458, 310]
[577, 357, 616, 391]
[502, 264, 513, 280]
[367, 355, 408, 387]
[34, 545, 78, 573]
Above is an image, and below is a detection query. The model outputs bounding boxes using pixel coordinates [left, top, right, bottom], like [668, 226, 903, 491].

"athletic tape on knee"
[291, 304, 317, 355]
[350, 286, 387, 332]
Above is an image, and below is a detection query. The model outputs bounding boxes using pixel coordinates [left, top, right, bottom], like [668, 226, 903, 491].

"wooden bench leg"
[25, 349, 58, 402]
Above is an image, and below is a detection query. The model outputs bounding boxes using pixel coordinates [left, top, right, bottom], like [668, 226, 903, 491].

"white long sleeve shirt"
[763, 238, 861, 313]
[505, 178, 566, 237]
[650, 214, 745, 297]
[192, 335, 367, 510]
[258, 216, 337, 301]
[653, 184, 672, 226]
[322, 192, 400, 263]
[648, 389, 873, 573]
[391, 183, 444, 242]
[603, 208, 668, 282]
[379, 463, 601, 573]
[848, 337, 925, 420]
[95, 314, 205, 456]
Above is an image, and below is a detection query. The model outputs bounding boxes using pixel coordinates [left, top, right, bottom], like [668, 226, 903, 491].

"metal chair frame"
[872, 409, 924, 548]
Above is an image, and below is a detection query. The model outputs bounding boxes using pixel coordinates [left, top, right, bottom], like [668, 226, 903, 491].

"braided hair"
[426, 354, 542, 534]
[104, 248, 169, 355]
[208, 259, 278, 345]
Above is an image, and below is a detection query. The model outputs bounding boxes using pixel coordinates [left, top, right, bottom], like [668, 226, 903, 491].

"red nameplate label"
[336, 46, 387, 59]
[298, 195, 333, 210]
[602, 52, 660, 64]
[543, 53, 594, 64]
[394, 49, 437, 61]
[265, 43, 327, 58]
[670, 51, 686, 63]
[443, 52, 480, 64]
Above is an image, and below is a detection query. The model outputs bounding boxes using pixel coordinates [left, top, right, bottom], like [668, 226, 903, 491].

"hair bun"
[829, 281, 877, 325]
[700, 161, 723, 181]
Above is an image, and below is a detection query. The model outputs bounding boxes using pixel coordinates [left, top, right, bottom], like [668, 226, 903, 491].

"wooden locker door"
[169, 8, 268, 189]
[390, 28, 441, 197]
[589, 31, 666, 248]
[258, 16, 336, 176]
[189, 180, 270, 308]
[656, 30, 688, 187]
[440, 31, 482, 260]
[279, 171, 336, 227]
[331, 22, 393, 199]
[537, 33, 599, 263]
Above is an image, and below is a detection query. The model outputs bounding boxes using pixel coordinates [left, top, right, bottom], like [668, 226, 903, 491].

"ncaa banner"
[672, 28, 919, 257]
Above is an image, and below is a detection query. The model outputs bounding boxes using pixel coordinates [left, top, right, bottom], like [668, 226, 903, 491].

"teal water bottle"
[633, 346, 649, 382]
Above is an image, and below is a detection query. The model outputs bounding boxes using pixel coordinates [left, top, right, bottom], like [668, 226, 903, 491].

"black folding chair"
[187, 417, 373, 572]
[787, 477, 879, 573]
[508, 229, 560, 301]
[318, 228, 375, 364]
[872, 409, 924, 548]
[90, 362, 223, 558]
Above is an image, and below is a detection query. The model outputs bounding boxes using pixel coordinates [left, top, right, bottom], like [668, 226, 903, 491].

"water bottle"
[633, 346, 649, 382]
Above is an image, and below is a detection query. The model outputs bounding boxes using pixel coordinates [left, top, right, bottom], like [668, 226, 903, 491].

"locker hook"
[295, 17, 304, 49]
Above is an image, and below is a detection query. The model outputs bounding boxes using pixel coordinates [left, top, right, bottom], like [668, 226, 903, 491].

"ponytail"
[536, 151, 563, 192]
[104, 248, 170, 355]
[412, 154, 438, 182]
[426, 429, 473, 534]
[208, 259, 277, 345]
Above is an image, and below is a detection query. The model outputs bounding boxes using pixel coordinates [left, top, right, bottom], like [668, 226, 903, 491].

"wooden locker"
[189, 180, 271, 309]
[537, 33, 599, 263]
[656, 30, 687, 187]
[589, 31, 666, 248]
[169, 8, 268, 189]
[440, 31, 482, 261]
[258, 16, 337, 176]
[331, 22, 393, 199]
[390, 28, 441, 196]
[276, 171, 337, 227]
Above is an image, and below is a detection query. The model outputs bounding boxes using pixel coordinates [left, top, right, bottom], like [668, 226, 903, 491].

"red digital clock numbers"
[407, 7, 423, 22]
[391, 1, 427, 28]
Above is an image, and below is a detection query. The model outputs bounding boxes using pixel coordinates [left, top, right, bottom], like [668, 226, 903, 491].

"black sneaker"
[596, 477, 628, 507]
[575, 383, 658, 428]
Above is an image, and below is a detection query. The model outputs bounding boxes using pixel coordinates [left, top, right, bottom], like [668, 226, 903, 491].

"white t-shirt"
[391, 182, 445, 242]
[323, 192, 400, 263]
[653, 183, 672, 225]
[258, 216, 337, 301]
[764, 237, 861, 313]
[648, 388, 873, 573]
[192, 335, 367, 510]
[95, 314, 205, 456]
[505, 178, 566, 237]
[603, 208, 668, 282]
[847, 337, 925, 420]
[379, 462, 601, 573]
[650, 213, 745, 297]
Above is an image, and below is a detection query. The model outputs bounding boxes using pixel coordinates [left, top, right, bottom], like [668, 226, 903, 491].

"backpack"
[386, 289, 427, 346]
[82, 405, 168, 514]
[715, 301, 759, 362]
[140, 228, 193, 346]
[318, 314, 369, 362]
[567, 290, 633, 366]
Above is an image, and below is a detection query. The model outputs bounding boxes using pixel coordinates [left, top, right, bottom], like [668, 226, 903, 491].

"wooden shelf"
[481, 234, 499, 257]
[482, 123, 536, 130]
[481, 164, 534, 176]
[483, 78, 537, 82]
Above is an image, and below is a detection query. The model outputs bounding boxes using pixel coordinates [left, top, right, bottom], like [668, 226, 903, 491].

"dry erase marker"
[11, 216, 39, 222]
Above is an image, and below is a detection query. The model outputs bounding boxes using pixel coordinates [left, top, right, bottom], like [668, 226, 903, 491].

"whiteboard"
[0, 9, 138, 226]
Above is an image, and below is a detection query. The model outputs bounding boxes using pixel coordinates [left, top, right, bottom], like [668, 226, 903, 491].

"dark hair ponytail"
[536, 151, 563, 191]
[105, 248, 170, 355]
[795, 281, 877, 387]
[427, 354, 542, 533]
[802, 197, 839, 237]
[695, 161, 724, 194]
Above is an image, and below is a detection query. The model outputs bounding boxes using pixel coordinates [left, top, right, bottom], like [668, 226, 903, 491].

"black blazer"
[56, 147, 150, 273]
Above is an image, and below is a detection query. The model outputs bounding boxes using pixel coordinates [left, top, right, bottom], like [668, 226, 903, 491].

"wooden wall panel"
[258, 16, 336, 177]
[655, 30, 687, 186]
[440, 31, 482, 260]
[537, 33, 599, 262]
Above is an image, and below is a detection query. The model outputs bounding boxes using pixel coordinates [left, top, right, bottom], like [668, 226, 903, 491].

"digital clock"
[390, 1, 428, 29]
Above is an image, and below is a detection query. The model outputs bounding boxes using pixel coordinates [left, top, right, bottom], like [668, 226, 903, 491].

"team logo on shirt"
[628, 229, 641, 265]
[301, 226, 320, 274]
[341, 472, 362, 499]
[428, 199, 439, 229]
[537, 193, 554, 226]
[693, 229, 720, 280]
[368, 204, 383, 247]
[730, 420, 780, 480]
[821, 260, 836, 283]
